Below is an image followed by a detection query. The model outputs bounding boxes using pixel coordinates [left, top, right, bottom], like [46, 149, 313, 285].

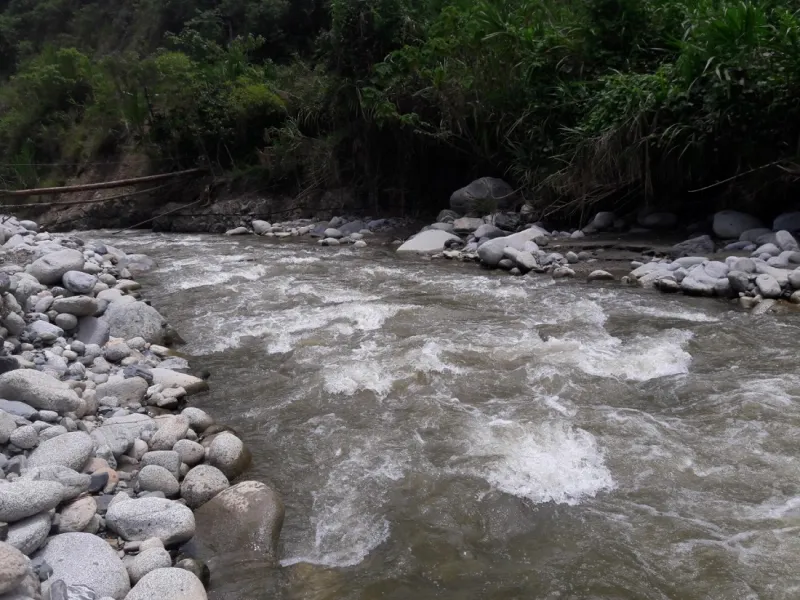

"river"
[93, 230, 800, 599]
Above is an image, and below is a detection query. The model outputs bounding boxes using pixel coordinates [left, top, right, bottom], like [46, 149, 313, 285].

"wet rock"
[727, 271, 751, 294]
[586, 211, 615, 232]
[713, 210, 763, 239]
[27, 250, 85, 285]
[192, 481, 284, 565]
[57, 496, 96, 533]
[174, 558, 209, 589]
[28, 431, 94, 471]
[103, 302, 166, 345]
[150, 369, 207, 396]
[776, 230, 799, 252]
[477, 242, 505, 267]
[224, 227, 249, 236]
[206, 432, 249, 479]
[21, 466, 90, 501]
[252, 220, 271, 235]
[126, 548, 172, 585]
[137, 465, 179, 498]
[729, 257, 756, 273]
[587, 270, 614, 281]
[436, 210, 459, 223]
[106, 497, 195, 546]
[7, 511, 51, 555]
[473, 224, 504, 239]
[449, 177, 517, 215]
[0, 541, 28, 594]
[0, 370, 80, 414]
[397, 230, 462, 254]
[37, 532, 130, 599]
[670, 235, 714, 258]
[180, 465, 229, 509]
[0, 479, 63, 522]
[125, 568, 206, 600]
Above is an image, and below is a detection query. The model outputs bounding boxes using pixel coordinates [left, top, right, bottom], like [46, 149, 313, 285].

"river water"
[95, 230, 800, 599]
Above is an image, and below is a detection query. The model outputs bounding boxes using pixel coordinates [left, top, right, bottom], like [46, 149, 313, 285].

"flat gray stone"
[6, 511, 50, 555]
[125, 568, 206, 600]
[106, 497, 195, 546]
[36, 532, 130, 599]
[0, 479, 64, 522]
[28, 431, 94, 471]
[51, 296, 99, 317]
[0, 369, 80, 414]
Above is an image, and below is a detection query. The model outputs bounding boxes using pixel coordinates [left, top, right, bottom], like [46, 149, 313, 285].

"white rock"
[396, 230, 461, 254]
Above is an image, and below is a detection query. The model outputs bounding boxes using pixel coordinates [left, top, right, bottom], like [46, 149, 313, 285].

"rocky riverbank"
[0, 217, 283, 599]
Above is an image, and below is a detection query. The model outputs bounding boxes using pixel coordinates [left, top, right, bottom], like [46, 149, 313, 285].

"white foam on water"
[275, 256, 321, 264]
[620, 301, 721, 323]
[281, 444, 406, 568]
[455, 416, 614, 505]
[409, 340, 464, 374]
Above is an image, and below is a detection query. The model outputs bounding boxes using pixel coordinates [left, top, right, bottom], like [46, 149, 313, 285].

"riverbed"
[94, 230, 800, 599]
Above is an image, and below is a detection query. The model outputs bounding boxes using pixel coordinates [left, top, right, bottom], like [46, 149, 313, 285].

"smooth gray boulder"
[27, 250, 84, 285]
[774, 212, 800, 232]
[103, 301, 166, 344]
[450, 177, 517, 214]
[141, 451, 181, 479]
[0, 479, 63, 522]
[0, 541, 28, 594]
[756, 273, 782, 298]
[125, 568, 206, 600]
[62, 271, 98, 295]
[192, 481, 284, 565]
[0, 370, 81, 414]
[587, 270, 615, 281]
[396, 230, 461, 254]
[789, 268, 800, 290]
[96, 376, 148, 406]
[180, 408, 213, 433]
[670, 235, 714, 258]
[252, 220, 271, 235]
[51, 296, 99, 317]
[150, 369, 207, 395]
[452, 217, 484, 233]
[28, 431, 94, 471]
[0, 410, 16, 444]
[739, 228, 772, 243]
[172, 440, 205, 467]
[206, 432, 250, 479]
[137, 465, 179, 498]
[126, 548, 172, 585]
[75, 316, 110, 346]
[7, 511, 51, 555]
[149, 416, 189, 451]
[37, 532, 130, 599]
[26, 320, 64, 342]
[58, 495, 97, 533]
[106, 497, 195, 546]
[713, 210, 763, 239]
[775, 230, 799, 252]
[180, 465, 229, 509]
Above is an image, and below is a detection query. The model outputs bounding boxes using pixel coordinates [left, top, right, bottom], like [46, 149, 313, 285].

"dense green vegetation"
[2, 0, 800, 218]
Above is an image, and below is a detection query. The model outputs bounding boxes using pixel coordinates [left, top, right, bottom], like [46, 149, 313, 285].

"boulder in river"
[103, 301, 166, 344]
[206, 432, 250, 479]
[27, 249, 85, 285]
[449, 177, 517, 214]
[397, 230, 461, 254]
[180, 465, 229, 509]
[191, 481, 284, 565]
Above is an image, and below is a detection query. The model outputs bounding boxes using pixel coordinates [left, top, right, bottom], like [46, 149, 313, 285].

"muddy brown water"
[93, 230, 800, 599]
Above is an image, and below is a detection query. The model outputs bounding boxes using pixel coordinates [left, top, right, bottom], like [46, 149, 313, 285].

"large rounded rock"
[126, 548, 172, 585]
[103, 301, 166, 344]
[28, 431, 94, 471]
[192, 481, 284, 565]
[125, 568, 206, 600]
[774, 211, 800, 232]
[51, 296, 99, 317]
[180, 408, 213, 433]
[37, 532, 130, 599]
[712, 210, 763, 239]
[62, 271, 98, 295]
[137, 465, 179, 498]
[0, 369, 80, 414]
[206, 432, 250, 479]
[141, 451, 181, 479]
[149, 416, 189, 451]
[150, 369, 208, 395]
[173, 440, 205, 467]
[396, 230, 461, 254]
[0, 541, 28, 594]
[27, 249, 85, 285]
[96, 376, 148, 407]
[75, 316, 110, 347]
[6, 511, 51, 555]
[20, 466, 90, 501]
[0, 479, 64, 522]
[450, 177, 517, 214]
[106, 497, 195, 546]
[180, 465, 229, 509]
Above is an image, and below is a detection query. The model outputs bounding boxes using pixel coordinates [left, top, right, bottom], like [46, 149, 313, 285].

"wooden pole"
[0, 167, 207, 198]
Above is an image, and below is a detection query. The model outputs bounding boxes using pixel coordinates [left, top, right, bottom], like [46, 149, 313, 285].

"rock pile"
[0, 217, 283, 600]
[223, 216, 411, 249]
